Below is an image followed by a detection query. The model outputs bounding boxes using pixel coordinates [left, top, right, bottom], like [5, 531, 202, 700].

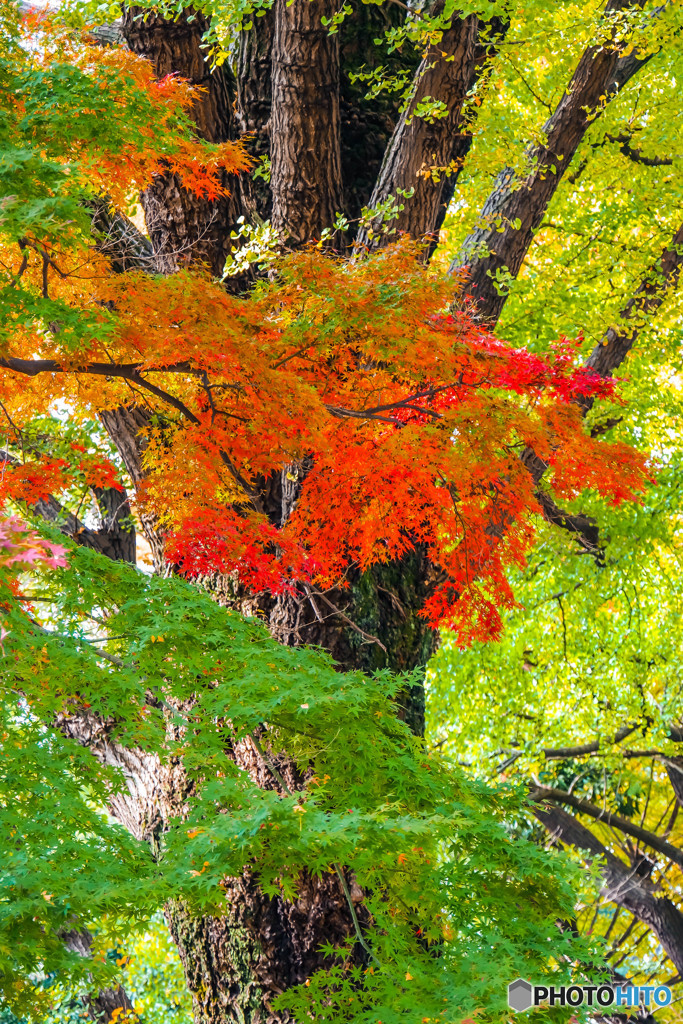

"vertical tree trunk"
[88, 9, 434, 1020]
[270, 0, 343, 245]
[337, 4, 413, 224]
[62, 930, 137, 1023]
[122, 6, 242, 275]
[161, 562, 433, 1023]
[166, 869, 370, 1024]
[236, 13, 275, 222]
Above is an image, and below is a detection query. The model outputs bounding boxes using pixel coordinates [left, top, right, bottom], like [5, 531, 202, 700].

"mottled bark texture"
[452, 0, 653, 325]
[270, 0, 343, 245]
[161, 735, 370, 1024]
[122, 6, 241, 275]
[166, 870, 368, 1024]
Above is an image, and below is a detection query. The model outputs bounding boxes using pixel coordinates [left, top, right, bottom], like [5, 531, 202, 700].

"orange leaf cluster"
[0, 240, 649, 644]
[16, 9, 251, 208]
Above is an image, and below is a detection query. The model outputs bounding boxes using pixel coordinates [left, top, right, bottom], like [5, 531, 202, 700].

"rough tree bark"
[236, 4, 419, 226]
[354, 10, 490, 250]
[270, 0, 343, 245]
[236, 12, 275, 221]
[121, 6, 241, 275]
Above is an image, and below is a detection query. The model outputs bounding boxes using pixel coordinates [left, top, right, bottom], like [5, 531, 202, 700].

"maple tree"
[1, 0, 682, 1021]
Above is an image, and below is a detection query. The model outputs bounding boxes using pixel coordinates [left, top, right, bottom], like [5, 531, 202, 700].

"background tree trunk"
[452, 0, 652, 323]
[270, 0, 343, 245]
[122, 7, 242, 275]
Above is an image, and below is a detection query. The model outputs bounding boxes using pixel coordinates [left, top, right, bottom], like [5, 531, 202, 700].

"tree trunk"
[122, 6, 242, 275]
[80, 7, 436, 1019]
[99, 405, 166, 571]
[236, 13, 275, 222]
[582, 220, 683, 392]
[354, 10, 481, 250]
[166, 869, 369, 1024]
[270, 0, 343, 245]
[62, 929, 137, 1023]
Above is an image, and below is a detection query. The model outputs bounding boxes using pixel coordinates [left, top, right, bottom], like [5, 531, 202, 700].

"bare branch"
[543, 724, 639, 760]
[531, 785, 683, 870]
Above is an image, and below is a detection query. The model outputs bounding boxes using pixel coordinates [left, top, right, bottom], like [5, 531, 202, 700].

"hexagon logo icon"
[508, 978, 534, 1012]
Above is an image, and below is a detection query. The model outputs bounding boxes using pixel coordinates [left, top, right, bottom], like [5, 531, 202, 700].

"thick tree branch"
[98, 405, 166, 571]
[543, 724, 639, 759]
[451, 0, 655, 325]
[536, 803, 683, 975]
[530, 785, 683, 870]
[0, 358, 200, 422]
[518, 219, 683, 551]
[580, 220, 683, 408]
[355, 10, 482, 250]
[270, 0, 343, 245]
[665, 757, 683, 805]
[606, 132, 675, 168]
[88, 197, 155, 274]
[122, 5, 243, 275]
[533, 489, 604, 559]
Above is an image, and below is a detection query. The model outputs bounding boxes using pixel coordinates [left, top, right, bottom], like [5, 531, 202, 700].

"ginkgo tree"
[1, 0, 681, 1021]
